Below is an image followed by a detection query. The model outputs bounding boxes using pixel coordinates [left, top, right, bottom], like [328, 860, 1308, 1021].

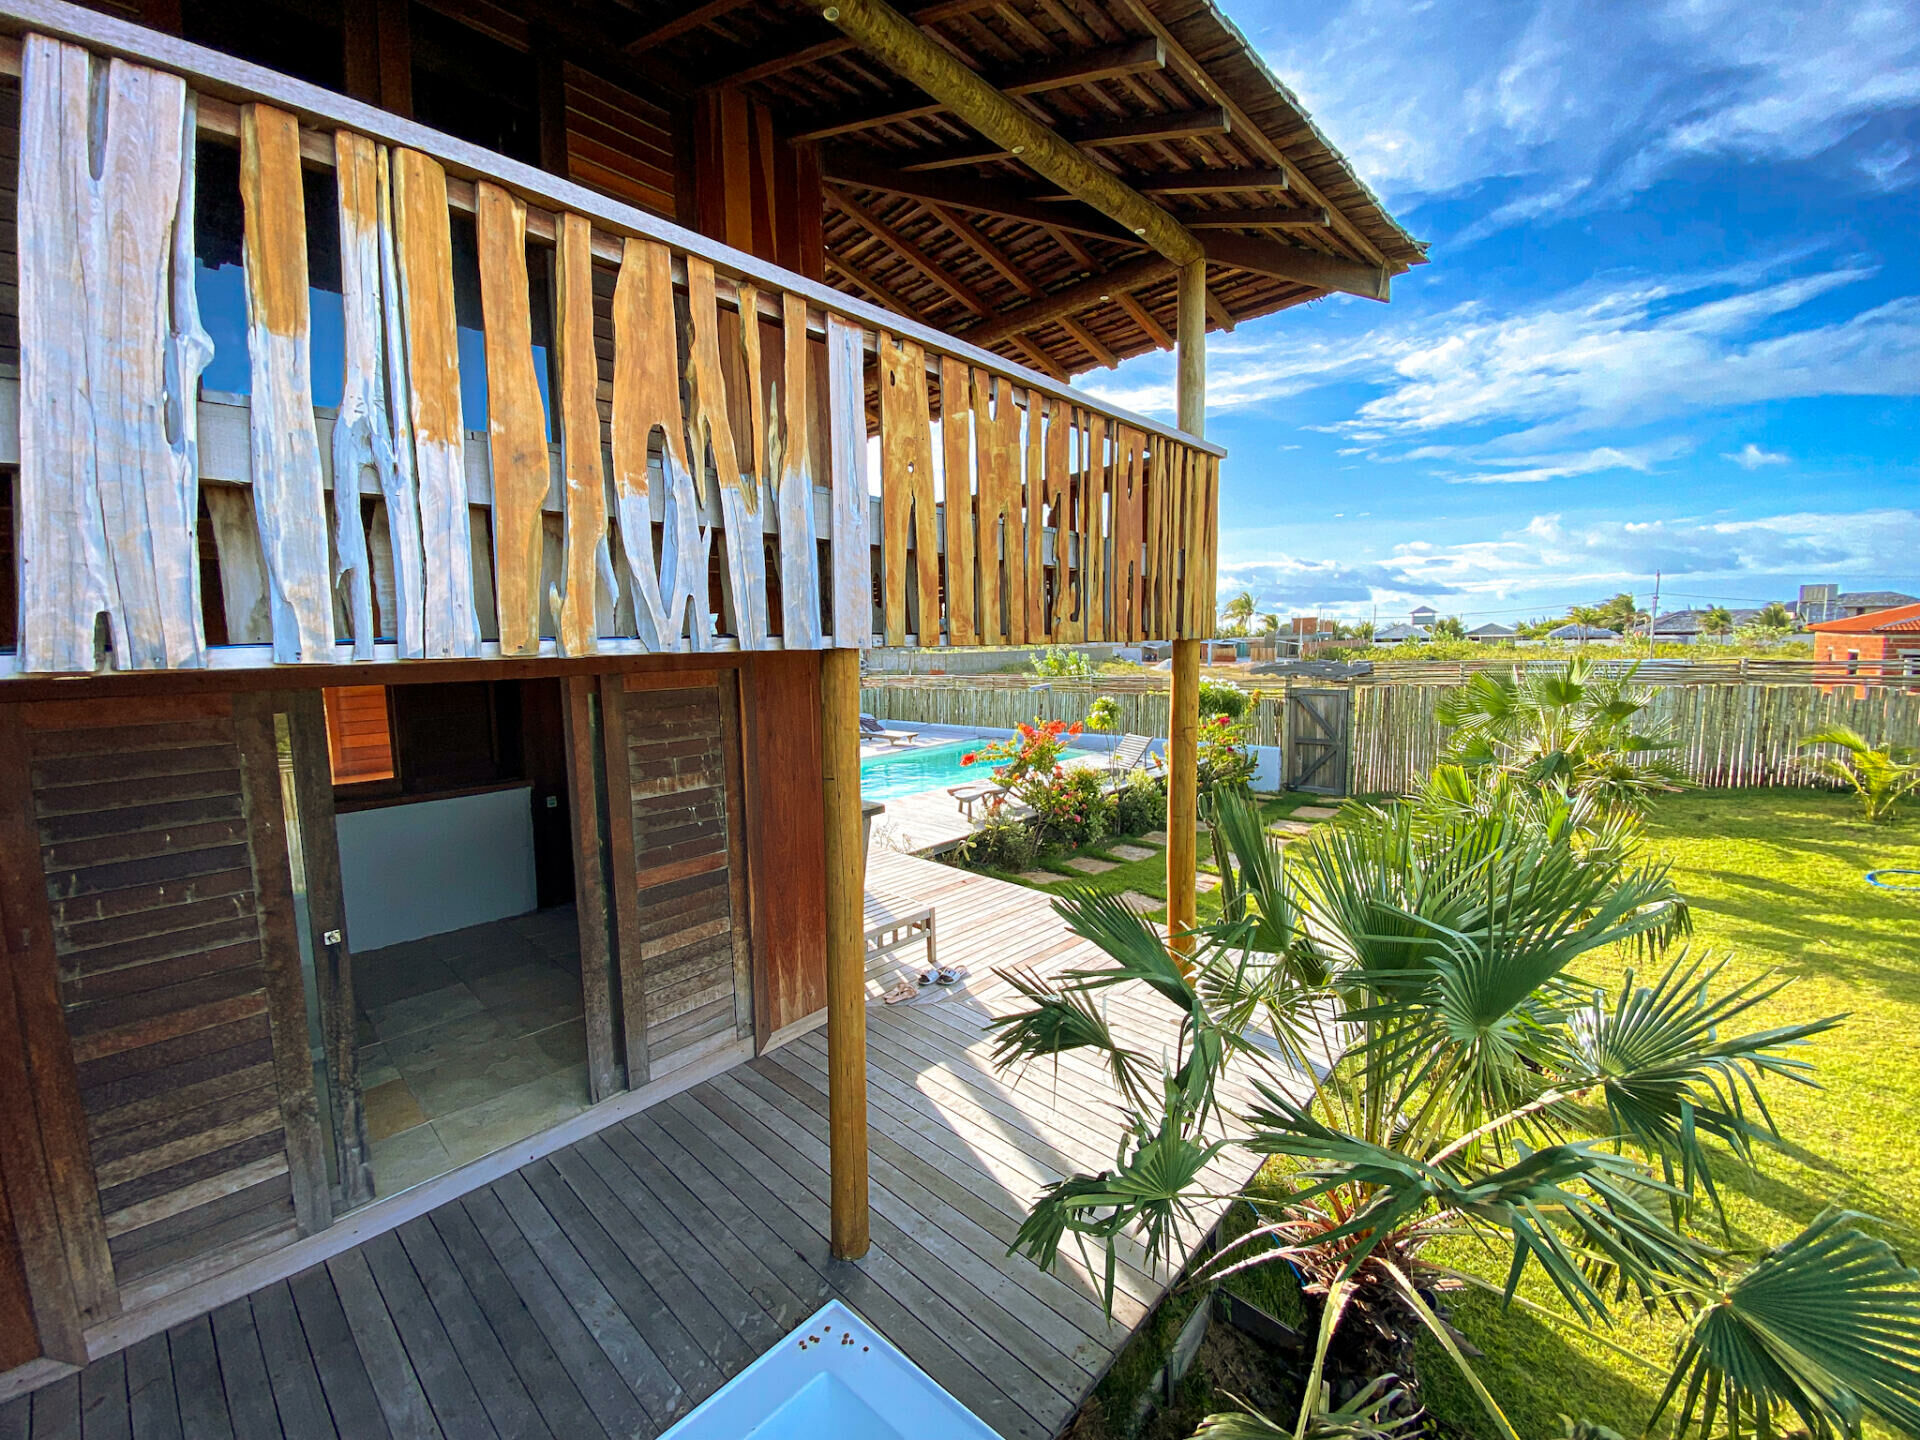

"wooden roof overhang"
[587, 0, 1425, 379]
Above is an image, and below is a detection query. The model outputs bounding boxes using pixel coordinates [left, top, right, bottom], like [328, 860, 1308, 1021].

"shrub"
[1197, 678, 1247, 720]
[960, 813, 1038, 872]
[1113, 769, 1167, 836]
[1029, 644, 1092, 678]
[961, 717, 1083, 792]
[1085, 696, 1121, 733]
[1198, 712, 1257, 793]
[1025, 766, 1113, 851]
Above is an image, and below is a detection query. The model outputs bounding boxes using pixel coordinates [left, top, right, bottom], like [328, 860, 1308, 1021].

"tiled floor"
[354, 907, 591, 1197]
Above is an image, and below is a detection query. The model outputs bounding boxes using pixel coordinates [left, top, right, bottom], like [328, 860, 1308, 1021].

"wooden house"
[0, 0, 1420, 1415]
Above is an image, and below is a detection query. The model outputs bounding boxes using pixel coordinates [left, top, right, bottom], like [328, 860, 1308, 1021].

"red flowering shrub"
[961, 717, 1109, 849]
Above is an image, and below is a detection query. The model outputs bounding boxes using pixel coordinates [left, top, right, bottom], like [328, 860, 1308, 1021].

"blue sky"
[1083, 0, 1920, 628]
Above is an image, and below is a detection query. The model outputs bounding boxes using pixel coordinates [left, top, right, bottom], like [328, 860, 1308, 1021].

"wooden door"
[599, 669, 754, 1085]
[1286, 688, 1350, 796]
[0, 693, 331, 1308]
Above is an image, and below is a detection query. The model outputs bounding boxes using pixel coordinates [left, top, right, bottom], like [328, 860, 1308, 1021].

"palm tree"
[990, 787, 1920, 1440]
[1564, 604, 1606, 647]
[1701, 605, 1734, 640]
[1220, 591, 1256, 637]
[1256, 612, 1280, 636]
[1799, 722, 1920, 821]
[1433, 658, 1686, 812]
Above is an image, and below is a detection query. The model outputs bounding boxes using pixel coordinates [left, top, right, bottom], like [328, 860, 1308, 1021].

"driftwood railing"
[0, 0, 1222, 676]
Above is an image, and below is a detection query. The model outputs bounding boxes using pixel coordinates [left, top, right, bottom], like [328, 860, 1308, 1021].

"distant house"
[1650, 608, 1759, 643]
[1409, 605, 1438, 629]
[1373, 623, 1428, 645]
[1793, 585, 1920, 622]
[1807, 603, 1920, 693]
[1467, 622, 1516, 642]
[1548, 623, 1621, 643]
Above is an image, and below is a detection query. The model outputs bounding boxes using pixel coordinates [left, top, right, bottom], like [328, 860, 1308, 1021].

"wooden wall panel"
[878, 335, 939, 647]
[9, 694, 329, 1299]
[1111, 426, 1147, 642]
[562, 64, 677, 219]
[1083, 412, 1109, 644]
[604, 673, 751, 1081]
[741, 652, 826, 1043]
[973, 370, 1025, 646]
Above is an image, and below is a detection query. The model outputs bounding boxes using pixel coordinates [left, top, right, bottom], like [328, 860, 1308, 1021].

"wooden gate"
[1286, 688, 1350, 795]
[0, 693, 332, 1329]
[598, 670, 754, 1088]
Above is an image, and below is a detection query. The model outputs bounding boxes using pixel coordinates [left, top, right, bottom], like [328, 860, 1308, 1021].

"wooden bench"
[864, 903, 935, 982]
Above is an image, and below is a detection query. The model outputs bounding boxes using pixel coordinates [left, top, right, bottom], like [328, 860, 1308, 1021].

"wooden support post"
[820, 646, 869, 1259]
[1169, 258, 1204, 961]
[1168, 636, 1200, 962]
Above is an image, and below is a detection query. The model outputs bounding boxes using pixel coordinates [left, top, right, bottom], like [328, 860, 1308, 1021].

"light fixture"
[823, 5, 840, 18]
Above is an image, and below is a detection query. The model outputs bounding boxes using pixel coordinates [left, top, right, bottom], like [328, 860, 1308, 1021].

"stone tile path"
[1107, 842, 1158, 862]
[1065, 856, 1117, 874]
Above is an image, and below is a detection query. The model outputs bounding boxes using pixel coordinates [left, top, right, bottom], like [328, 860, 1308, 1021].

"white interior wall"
[336, 785, 539, 951]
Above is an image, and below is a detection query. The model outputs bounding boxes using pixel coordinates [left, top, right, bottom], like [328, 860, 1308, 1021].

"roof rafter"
[1181, 206, 1329, 228]
[826, 184, 996, 315]
[790, 37, 1165, 141]
[819, 147, 1142, 243]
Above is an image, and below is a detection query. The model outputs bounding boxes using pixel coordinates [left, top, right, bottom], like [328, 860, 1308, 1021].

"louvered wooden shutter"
[15, 694, 327, 1295]
[599, 670, 753, 1085]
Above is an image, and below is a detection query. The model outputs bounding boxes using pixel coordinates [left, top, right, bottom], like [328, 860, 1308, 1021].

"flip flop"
[918, 967, 939, 987]
[881, 979, 917, 1005]
[935, 966, 962, 986]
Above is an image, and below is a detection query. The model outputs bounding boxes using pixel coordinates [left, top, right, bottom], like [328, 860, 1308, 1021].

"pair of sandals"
[877, 964, 969, 1006]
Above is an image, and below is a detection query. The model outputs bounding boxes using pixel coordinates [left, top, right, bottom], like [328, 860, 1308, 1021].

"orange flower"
[961, 752, 977, 765]
[1067, 721, 1084, 735]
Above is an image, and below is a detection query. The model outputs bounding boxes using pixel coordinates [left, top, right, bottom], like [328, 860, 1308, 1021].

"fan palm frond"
[1652, 1209, 1920, 1440]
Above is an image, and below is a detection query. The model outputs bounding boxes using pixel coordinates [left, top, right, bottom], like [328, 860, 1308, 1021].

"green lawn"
[1417, 789, 1920, 1439]
[964, 790, 1333, 923]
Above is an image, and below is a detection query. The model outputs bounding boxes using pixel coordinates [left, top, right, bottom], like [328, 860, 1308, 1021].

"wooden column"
[1168, 258, 1205, 961]
[820, 646, 869, 1259]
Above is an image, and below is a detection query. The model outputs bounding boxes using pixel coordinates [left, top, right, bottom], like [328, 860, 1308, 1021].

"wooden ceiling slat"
[1181, 205, 1329, 229]
[1114, 290, 1171, 348]
[827, 185, 998, 316]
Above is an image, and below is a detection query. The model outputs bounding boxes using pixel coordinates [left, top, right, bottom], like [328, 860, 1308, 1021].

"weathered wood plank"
[392, 148, 479, 659]
[939, 355, 976, 647]
[325, 1249, 443, 1440]
[359, 1230, 503, 1440]
[239, 104, 334, 665]
[330, 132, 387, 661]
[610, 237, 700, 652]
[287, 1265, 394, 1440]
[373, 147, 427, 658]
[475, 182, 549, 658]
[1023, 387, 1047, 645]
[1111, 425, 1145, 642]
[247, 1283, 338, 1440]
[878, 334, 939, 647]
[973, 369, 1024, 645]
[561, 677, 619, 1102]
[597, 677, 649, 1087]
[825, 315, 870, 649]
[774, 293, 821, 647]
[164, 1314, 235, 1440]
[17, 37, 205, 672]
[552, 213, 612, 657]
[1040, 398, 1071, 641]
[686, 257, 765, 649]
[1084, 409, 1109, 643]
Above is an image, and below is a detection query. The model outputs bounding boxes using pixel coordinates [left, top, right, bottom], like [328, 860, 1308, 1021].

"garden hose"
[1864, 869, 1920, 891]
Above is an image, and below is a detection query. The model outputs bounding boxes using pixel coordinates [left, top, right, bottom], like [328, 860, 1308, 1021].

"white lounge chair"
[859, 713, 918, 747]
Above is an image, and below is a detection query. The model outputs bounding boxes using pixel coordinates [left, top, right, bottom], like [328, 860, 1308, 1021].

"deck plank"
[162, 1318, 231, 1440]
[206, 1300, 280, 1439]
[247, 1285, 337, 1440]
[123, 1335, 180, 1440]
[287, 1265, 395, 1440]
[356, 1232, 499, 1440]
[325, 1249, 444, 1440]
[77, 1352, 128, 1440]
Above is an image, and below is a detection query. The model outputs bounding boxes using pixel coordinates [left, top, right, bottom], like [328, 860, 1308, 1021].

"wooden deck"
[0, 854, 1285, 1440]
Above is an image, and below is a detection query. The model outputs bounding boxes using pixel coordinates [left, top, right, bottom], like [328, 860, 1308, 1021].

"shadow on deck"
[0, 852, 1274, 1440]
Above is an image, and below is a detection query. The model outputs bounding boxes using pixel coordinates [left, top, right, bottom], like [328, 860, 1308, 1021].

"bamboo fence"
[862, 675, 1920, 795]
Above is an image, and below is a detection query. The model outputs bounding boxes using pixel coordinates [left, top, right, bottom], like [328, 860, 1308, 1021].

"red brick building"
[1808, 602, 1920, 693]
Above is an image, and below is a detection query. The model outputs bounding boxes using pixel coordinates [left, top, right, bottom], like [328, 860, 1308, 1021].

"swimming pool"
[858, 740, 985, 801]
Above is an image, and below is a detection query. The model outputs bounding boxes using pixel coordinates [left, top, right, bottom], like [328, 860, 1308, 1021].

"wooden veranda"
[0, 853, 1300, 1440]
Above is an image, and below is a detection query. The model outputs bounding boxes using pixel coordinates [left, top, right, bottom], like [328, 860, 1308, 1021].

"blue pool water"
[859, 740, 985, 801]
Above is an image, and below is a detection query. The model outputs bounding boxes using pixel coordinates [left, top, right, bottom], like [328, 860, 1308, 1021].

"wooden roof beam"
[826, 185, 996, 315]
[819, 147, 1141, 243]
[700, 0, 993, 87]
[1115, 290, 1172, 349]
[1059, 315, 1118, 369]
[959, 256, 1178, 345]
[624, 0, 756, 53]
[1201, 233, 1388, 300]
[1182, 206, 1330, 228]
[824, 251, 931, 323]
[791, 37, 1165, 141]
[1107, 0, 1390, 268]
[926, 203, 1042, 298]
[801, 0, 1206, 267]
[1137, 167, 1290, 196]
[898, 108, 1230, 169]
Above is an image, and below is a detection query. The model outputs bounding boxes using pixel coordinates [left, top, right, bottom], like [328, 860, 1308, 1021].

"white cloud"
[1444, 441, 1690, 485]
[1251, 0, 1920, 231]
[1094, 260, 1920, 451]
[1723, 443, 1790, 469]
[1216, 508, 1920, 614]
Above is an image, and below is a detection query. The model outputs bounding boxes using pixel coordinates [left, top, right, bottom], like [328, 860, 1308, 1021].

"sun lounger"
[948, 781, 1008, 820]
[858, 713, 918, 746]
[1103, 733, 1156, 789]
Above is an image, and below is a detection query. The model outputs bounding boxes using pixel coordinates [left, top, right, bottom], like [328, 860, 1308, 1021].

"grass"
[963, 790, 1334, 924]
[1417, 788, 1920, 1439]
